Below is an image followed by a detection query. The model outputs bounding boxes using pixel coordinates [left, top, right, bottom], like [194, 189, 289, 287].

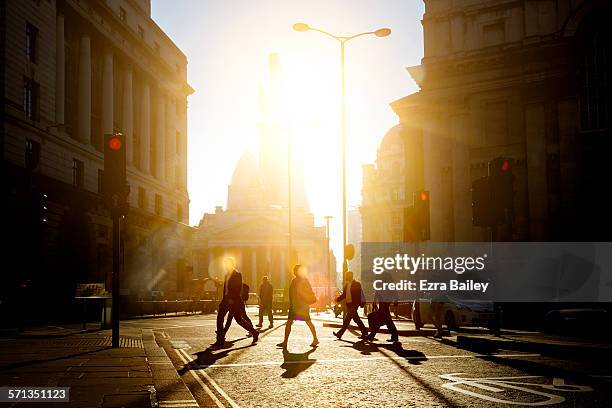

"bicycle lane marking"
[439, 373, 593, 406]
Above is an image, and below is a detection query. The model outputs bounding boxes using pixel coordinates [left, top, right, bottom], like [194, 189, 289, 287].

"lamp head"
[293, 23, 310, 32]
[374, 28, 392, 37]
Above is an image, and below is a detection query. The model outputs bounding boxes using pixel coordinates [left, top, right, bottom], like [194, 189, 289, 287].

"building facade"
[391, 0, 612, 243]
[361, 124, 408, 243]
[194, 55, 333, 295]
[2, 0, 194, 323]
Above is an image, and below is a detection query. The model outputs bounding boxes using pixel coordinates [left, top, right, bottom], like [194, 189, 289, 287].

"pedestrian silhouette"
[333, 271, 368, 339]
[367, 271, 399, 343]
[257, 276, 274, 328]
[213, 257, 258, 347]
[276, 264, 319, 348]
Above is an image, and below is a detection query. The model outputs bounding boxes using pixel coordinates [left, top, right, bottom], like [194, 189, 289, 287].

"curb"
[142, 329, 198, 408]
[455, 335, 612, 358]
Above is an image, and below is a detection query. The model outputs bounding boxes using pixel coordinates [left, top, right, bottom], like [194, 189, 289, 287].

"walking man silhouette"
[333, 271, 368, 340]
[213, 257, 259, 347]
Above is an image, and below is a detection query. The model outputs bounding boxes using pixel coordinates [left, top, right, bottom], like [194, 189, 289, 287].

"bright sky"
[152, 0, 424, 266]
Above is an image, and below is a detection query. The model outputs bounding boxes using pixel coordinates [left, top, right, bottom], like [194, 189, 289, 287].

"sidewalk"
[0, 324, 154, 407]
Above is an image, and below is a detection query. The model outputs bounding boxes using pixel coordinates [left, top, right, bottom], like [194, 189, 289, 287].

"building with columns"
[361, 124, 408, 244]
[2, 0, 194, 323]
[193, 55, 333, 294]
[390, 0, 611, 243]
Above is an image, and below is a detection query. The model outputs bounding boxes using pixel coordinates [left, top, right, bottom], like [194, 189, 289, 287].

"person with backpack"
[276, 264, 319, 348]
[333, 271, 368, 340]
[213, 257, 259, 347]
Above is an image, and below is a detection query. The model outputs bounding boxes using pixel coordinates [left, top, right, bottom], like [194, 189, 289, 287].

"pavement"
[1, 310, 612, 407]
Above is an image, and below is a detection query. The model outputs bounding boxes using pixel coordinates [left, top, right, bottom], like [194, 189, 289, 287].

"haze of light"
[151, 0, 424, 269]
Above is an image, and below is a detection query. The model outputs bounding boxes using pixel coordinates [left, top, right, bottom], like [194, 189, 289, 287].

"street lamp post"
[293, 23, 390, 276]
[324, 215, 333, 305]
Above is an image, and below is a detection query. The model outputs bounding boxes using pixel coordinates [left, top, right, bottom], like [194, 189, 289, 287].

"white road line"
[158, 400, 200, 407]
[193, 353, 541, 369]
[174, 347, 226, 408]
[179, 348, 241, 408]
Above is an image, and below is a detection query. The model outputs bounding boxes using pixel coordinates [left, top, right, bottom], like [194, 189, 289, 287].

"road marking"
[178, 348, 241, 408]
[440, 373, 593, 405]
[174, 347, 226, 408]
[158, 400, 200, 407]
[190, 353, 540, 369]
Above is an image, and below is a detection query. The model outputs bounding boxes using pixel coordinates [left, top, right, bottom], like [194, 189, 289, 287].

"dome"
[379, 124, 404, 153]
[227, 151, 263, 210]
[230, 151, 261, 188]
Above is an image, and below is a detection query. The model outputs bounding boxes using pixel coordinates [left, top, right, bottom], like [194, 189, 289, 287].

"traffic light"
[103, 133, 127, 205]
[489, 157, 514, 224]
[472, 176, 491, 227]
[414, 190, 431, 241]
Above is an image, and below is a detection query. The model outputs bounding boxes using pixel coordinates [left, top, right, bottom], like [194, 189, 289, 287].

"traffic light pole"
[111, 208, 121, 348]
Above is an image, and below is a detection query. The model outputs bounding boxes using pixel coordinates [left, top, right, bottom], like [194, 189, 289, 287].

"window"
[23, 77, 39, 120]
[72, 159, 84, 188]
[580, 22, 612, 131]
[154, 193, 162, 215]
[483, 22, 505, 46]
[138, 25, 144, 39]
[391, 162, 400, 177]
[26, 22, 38, 63]
[392, 214, 401, 225]
[119, 7, 127, 22]
[25, 138, 40, 170]
[98, 169, 104, 194]
[177, 204, 183, 221]
[138, 187, 146, 209]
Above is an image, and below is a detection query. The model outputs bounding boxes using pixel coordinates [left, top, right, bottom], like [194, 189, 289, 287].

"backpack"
[241, 283, 250, 302]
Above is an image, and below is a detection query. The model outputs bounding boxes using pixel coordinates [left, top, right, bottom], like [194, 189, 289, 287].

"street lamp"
[293, 22, 391, 276]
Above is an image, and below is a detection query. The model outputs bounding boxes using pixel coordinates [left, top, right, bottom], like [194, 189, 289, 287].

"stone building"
[193, 55, 332, 293]
[2, 0, 194, 323]
[361, 124, 408, 243]
[391, 0, 612, 242]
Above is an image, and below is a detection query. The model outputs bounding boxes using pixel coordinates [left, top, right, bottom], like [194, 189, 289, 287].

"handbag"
[367, 306, 384, 329]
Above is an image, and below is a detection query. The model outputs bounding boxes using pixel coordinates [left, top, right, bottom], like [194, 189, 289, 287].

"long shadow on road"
[280, 347, 317, 378]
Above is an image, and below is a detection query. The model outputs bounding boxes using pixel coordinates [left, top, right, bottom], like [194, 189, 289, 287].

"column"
[451, 115, 472, 241]
[423, 114, 444, 241]
[77, 34, 91, 143]
[251, 247, 257, 290]
[166, 95, 176, 185]
[155, 91, 166, 181]
[123, 66, 134, 165]
[140, 82, 151, 173]
[102, 48, 113, 135]
[279, 250, 286, 289]
[525, 103, 548, 240]
[55, 14, 65, 124]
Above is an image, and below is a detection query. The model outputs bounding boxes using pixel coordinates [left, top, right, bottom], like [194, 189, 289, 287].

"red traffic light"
[501, 161, 510, 172]
[420, 191, 429, 201]
[108, 136, 122, 151]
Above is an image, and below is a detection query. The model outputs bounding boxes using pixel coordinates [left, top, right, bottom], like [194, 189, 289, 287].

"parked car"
[413, 296, 495, 330]
[543, 308, 608, 334]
